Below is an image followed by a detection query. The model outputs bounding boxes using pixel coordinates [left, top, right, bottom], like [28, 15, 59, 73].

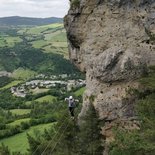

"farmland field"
[8, 118, 31, 126]
[5, 36, 22, 47]
[10, 109, 31, 116]
[24, 23, 63, 35]
[0, 36, 22, 47]
[0, 38, 6, 47]
[0, 20, 84, 155]
[12, 68, 37, 80]
[0, 123, 53, 154]
[31, 88, 50, 95]
[20, 23, 68, 58]
[35, 95, 56, 103]
[74, 87, 86, 97]
[0, 80, 22, 90]
[31, 40, 48, 48]
[25, 95, 56, 105]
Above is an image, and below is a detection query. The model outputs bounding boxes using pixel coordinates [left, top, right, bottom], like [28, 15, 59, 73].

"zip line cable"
[49, 119, 71, 155]
[41, 113, 70, 155]
[17, 102, 61, 155]
[31, 102, 65, 155]
[40, 101, 81, 155]
[32, 99, 80, 155]
[49, 104, 81, 155]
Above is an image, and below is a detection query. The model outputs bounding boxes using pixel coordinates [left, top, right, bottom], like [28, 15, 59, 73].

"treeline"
[0, 89, 25, 109]
[0, 43, 81, 75]
[27, 103, 104, 155]
[0, 100, 63, 140]
[0, 26, 18, 36]
[0, 108, 14, 130]
[0, 77, 13, 88]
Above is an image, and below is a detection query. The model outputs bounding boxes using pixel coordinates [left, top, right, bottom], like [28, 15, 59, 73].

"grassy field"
[17, 23, 68, 58]
[8, 118, 31, 126]
[0, 37, 6, 47]
[74, 87, 86, 97]
[17, 28, 27, 34]
[0, 36, 22, 47]
[31, 40, 48, 48]
[10, 109, 31, 116]
[50, 41, 67, 47]
[0, 23, 68, 58]
[25, 23, 63, 35]
[0, 23, 76, 154]
[43, 45, 68, 58]
[46, 32, 67, 42]
[5, 36, 22, 47]
[30, 88, 50, 95]
[25, 95, 56, 105]
[0, 80, 22, 90]
[0, 123, 53, 154]
[35, 95, 56, 103]
[12, 68, 37, 80]
[44, 30, 63, 40]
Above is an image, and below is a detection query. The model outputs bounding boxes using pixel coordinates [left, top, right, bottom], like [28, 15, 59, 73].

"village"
[11, 77, 86, 98]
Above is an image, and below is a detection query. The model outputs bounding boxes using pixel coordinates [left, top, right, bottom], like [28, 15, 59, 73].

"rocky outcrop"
[64, 0, 155, 153]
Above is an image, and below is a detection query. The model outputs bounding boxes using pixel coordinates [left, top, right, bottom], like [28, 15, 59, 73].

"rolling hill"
[0, 15, 85, 155]
[0, 16, 63, 26]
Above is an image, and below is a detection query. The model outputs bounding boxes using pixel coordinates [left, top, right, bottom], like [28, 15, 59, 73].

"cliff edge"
[64, 0, 155, 153]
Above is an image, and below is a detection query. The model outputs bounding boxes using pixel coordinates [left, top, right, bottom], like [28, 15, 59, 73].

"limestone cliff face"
[64, 0, 155, 152]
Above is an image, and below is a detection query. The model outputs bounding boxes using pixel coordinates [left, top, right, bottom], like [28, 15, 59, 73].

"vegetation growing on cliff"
[70, 0, 80, 8]
[109, 67, 155, 155]
[27, 103, 103, 155]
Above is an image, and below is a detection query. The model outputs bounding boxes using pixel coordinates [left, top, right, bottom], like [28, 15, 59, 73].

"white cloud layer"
[0, 0, 70, 18]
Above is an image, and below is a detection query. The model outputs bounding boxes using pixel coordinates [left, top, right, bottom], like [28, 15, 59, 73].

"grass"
[17, 23, 68, 58]
[45, 30, 67, 42]
[26, 95, 56, 105]
[74, 87, 86, 96]
[8, 118, 31, 126]
[17, 28, 27, 34]
[109, 66, 155, 155]
[50, 42, 67, 47]
[12, 68, 37, 80]
[71, 0, 80, 8]
[10, 109, 31, 116]
[31, 39, 67, 53]
[47, 32, 67, 42]
[26, 23, 63, 35]
[0, 80, 22, 90]
[31, 40, 48, 48]
[0, 36, 22, 47]
[30, 88, 50, 95]
[5, 36, 22, 47]
[44, 30, 63, 40]
[35, 95, 56, 103]
[0, 38, 6, 47]
[139, 73, 155, 89]
[0, 123, 53, 154]
[43, 45, 68, 58]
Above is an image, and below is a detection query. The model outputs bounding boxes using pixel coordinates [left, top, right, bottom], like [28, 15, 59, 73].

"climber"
[65, 96, 79, 118]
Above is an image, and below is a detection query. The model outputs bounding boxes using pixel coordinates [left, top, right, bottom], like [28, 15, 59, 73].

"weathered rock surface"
[64, 0, 155, 153]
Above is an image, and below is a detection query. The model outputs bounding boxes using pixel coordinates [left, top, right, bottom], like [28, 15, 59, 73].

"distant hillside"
[0, 16, 63, 26]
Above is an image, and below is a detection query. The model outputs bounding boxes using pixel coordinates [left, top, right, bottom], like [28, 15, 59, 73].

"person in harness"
[65, 96, 79, 118]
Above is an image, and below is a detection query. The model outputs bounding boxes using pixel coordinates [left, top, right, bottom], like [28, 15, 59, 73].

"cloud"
[0, 0, 70, 18]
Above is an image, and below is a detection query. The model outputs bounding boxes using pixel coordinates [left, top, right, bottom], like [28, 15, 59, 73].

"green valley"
[0, 19, 85, 155]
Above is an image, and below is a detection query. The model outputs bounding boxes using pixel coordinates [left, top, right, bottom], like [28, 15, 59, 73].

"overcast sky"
[0, 0, 70, 18]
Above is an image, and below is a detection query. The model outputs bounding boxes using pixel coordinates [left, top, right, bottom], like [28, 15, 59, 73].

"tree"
[78, 102, 104, 155]
[0, 143, 10, 155]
